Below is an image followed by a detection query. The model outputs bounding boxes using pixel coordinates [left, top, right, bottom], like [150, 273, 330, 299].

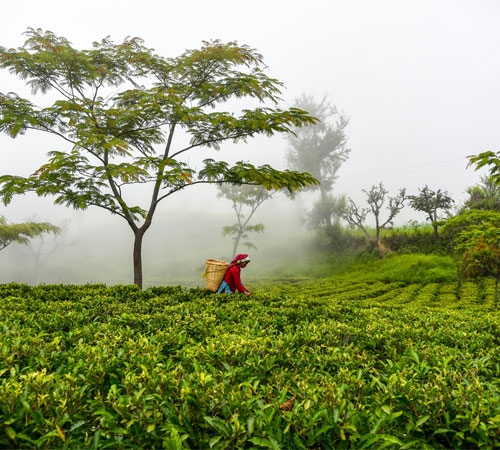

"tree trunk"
[432, 222, 439, 239]
[133, 231, 145, 289]
[320, 189, 332, 228]
[232, 231, 243, 259]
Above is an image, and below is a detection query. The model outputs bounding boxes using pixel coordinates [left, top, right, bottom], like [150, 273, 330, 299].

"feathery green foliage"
[0, 215, 60, 250]
[0, 29, 319, 287]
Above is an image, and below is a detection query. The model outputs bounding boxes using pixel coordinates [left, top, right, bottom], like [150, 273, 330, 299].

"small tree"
[0, 215, 60, 251]
[217, 184, 272, 257]
[344, 182, 406, 252]
[407, 185, 454, 238]
[307, 193, 347, 230]
[443, 210, 500, 308]
[0, 29, 319, 288]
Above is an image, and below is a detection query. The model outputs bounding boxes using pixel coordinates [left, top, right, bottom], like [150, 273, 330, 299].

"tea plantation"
[1, 278, 499, 449]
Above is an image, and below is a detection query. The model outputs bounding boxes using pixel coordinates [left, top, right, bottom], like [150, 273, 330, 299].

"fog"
[1, 0, 499, 285]
[0, 193, 312, 287]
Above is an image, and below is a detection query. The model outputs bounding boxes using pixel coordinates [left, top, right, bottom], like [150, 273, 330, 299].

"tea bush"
[1, 280, 499, 448]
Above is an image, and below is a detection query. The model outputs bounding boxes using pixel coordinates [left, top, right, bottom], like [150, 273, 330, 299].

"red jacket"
[223, 253, 248, 293]
[223, 263, 246, 293]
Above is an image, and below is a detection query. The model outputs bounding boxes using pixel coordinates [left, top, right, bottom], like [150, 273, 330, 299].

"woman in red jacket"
[217, 253, 251, 296]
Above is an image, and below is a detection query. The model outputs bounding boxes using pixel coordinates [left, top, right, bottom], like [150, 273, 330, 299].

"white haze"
[1, 0, 499, 285]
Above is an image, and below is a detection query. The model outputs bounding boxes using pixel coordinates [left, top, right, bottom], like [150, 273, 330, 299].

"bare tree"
[344, 182, 406, 251]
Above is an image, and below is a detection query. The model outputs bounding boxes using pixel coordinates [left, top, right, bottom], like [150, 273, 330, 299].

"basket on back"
[204, 259, 230, 292]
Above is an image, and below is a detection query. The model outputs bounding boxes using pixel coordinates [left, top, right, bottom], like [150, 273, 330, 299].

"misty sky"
[1, 0, 500, 224]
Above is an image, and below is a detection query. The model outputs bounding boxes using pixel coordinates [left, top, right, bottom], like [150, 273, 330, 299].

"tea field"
[1, 278, 499, 449]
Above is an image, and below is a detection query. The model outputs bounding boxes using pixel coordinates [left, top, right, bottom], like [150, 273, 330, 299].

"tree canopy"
[285, 95, 350, 229]
[0, 29, 319, 287]
[285, 94, 350, 195]
[407, 185, 454, 238]
[0, 215, 60, 251]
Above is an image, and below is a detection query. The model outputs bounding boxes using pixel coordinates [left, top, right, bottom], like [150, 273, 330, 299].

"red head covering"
[231, 253, 250, 265]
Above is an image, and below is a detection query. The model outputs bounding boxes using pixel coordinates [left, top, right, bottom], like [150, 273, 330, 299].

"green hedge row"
[1, 280, 499, 449]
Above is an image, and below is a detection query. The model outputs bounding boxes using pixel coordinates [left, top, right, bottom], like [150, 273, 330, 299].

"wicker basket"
[204, 259, 230, 292]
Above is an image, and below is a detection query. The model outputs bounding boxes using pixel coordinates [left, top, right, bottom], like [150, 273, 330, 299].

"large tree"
[285, 95, 350, 228]
[0, 29, 319, 288]
[0, 215, 60, 251]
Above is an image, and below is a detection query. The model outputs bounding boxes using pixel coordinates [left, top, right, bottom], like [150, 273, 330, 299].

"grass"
[252, 250, 458, 287]
[341, 253, 458, 284]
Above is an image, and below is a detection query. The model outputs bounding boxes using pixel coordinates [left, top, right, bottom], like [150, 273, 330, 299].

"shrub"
[382, 225, 447, 254]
